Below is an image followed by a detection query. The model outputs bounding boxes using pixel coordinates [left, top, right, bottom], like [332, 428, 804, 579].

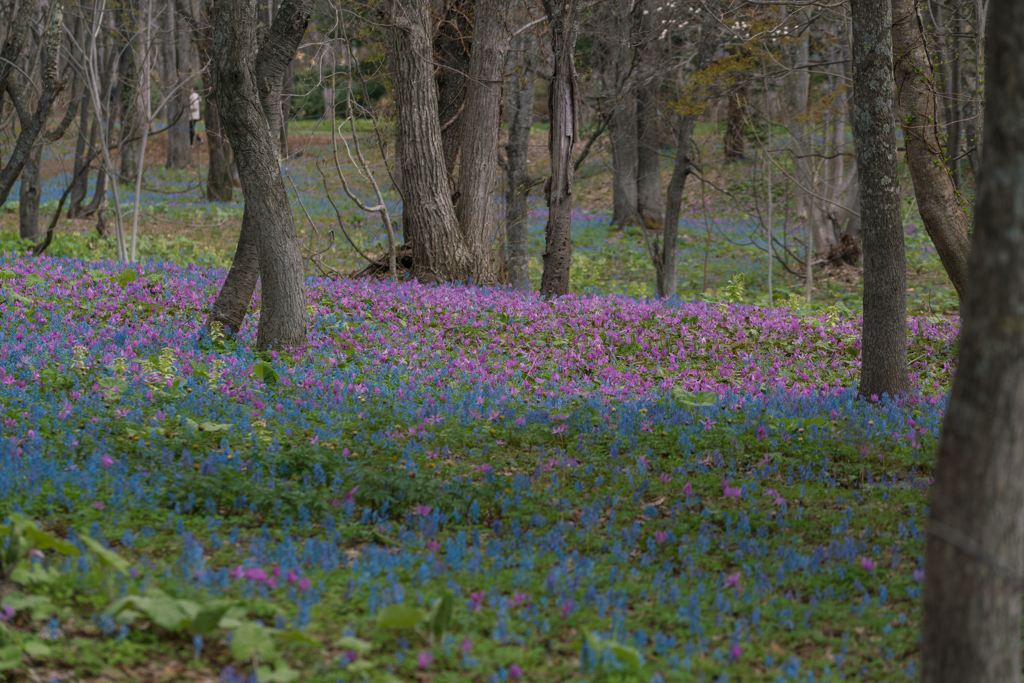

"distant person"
[189, 87, 202, 145]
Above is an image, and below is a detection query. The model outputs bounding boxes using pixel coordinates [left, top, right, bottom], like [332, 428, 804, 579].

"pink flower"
[0, 605, 14, 622]
[725, 573, 741, 589]
[653, 531, 667, 544]
[510, 591, 530, 608]
[298, 576, 311, 591]
[343, 486, 358, 504]
[469, 591, 486, 613]
[552, 423, 567, 435]
[477, 464, 493, 474]
[730, 643, 743, 661]
[414, 505, 432, 516]
[417, 650, 433, 669]
[913, 569, 924, 581]
[266, 577, 277, 589]
[245, 567, 267, 582]
[560, 599, 574, 618]
[682, 481, 693, 496]
[861, 556, 876, 572]
[459, 638, 473, 655]
[509, 663, 523, 679]
[425, 539, 440, 551]
[659, 473, 671, 483]
[101, 455, 114, 468]
[272, 565, 281, 578]
[722, 479, 742, 499]
[92, 501, 105, 510]
[286, 570, 299, 583]
[229, 565, 245, 579]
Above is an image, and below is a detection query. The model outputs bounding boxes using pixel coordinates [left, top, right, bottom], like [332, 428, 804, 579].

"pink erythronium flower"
[417, 650, 433, 670]
[861, 557, 876, 572]
[682, 481, 693, 496]
[509, 663, 523, 679]
[298, 577, 311, 591]
[730, 643, 743, 661]
[0, 605, 14, 622]
[101, 455, 114, 468]
[725, 573, 741, 589]
[286, 570, 299, 583]
[659, 473, 671, 483]
[653, 531, 668, 544]
[459, 638, 472, 655]
[244, 567, 268, 582]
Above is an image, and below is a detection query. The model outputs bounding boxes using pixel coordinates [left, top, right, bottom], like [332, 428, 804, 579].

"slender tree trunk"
[210, 0, 310, 349]
[68, 90, 92, 217]
[608, 93, 639, 226]
[164, 0, 190, 168]
[892, 0, 971, 300]
[454, 0, 509, 281]
[657, 1, 720, 298]
[539, 0, 579, 297]
[852, 0, 910, 399]
[434, 0, 471, 178]
[505, 30, 536, 291]
[197, 0, 232, 202]
[921, 5, 1024, 681]
[119, 0, 147, 186]
[634, 7, 663, 229]
[386, 0, 474, 283]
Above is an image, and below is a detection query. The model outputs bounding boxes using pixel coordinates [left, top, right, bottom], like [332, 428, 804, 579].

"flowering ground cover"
[0, 250, 960, 682]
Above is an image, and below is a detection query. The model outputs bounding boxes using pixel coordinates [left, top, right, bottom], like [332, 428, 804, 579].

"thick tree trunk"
[18, 142, 42, 241]
[921, 3, 1024, 680]
[634, 9, 663, 229]
[196, 1, 233, 202]
[504, 30, 536, 291]
[210, 0, 310, 349]
[656, 2, 720, 298]
[280, 63, 292, 158]
[891, 0, 971, 300]
[454, 0, 509, 281]
[386, 0, 474, 283]
[608, 95, 639, 226]
[851, 0, 910, 399]
[0, 0, 34, 101]
[434, 0, 471, 178]
[119, 1, 148, 187]
[539, 0, 579, 297]
[723, 89, 746, 161]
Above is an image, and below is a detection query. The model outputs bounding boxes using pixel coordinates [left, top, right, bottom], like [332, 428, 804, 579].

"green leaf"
[97, 377, 128, 397]
[230, 622, 276, 661]
[257, 660, 300, 683]
[199, 421, 233, 433]
[23, 274, 43, 287]
[21, 640, 50, 657]
[333, 636, 374, 654]
[671, 387, 718, 407]
[79, 535, 130, 575]
[86, 269, 107, 281]
[276, 630, 320, 647]
[1, 594, 55, 620]
[190, 600, 234, 636]
[0, 269, 17, 280]
[116, 270, 137, 287]
[376, 604, 427, 630]
[426, 591, 453, 640]
[254, 362, 278, 386]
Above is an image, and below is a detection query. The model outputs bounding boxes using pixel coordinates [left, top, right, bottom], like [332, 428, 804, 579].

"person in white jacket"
[189, 87, 202, 145]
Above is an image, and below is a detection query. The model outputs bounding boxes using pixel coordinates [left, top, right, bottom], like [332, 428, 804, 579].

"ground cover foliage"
[0, 251, 959, 682]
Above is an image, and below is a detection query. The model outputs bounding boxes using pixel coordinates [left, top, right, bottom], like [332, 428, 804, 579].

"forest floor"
[0, 117, 961, 682]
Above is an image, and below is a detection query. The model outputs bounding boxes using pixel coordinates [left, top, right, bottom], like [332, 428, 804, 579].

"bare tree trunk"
[19, 142, 42, 241]
[505, 29, 536, 291]
[656, 1, 720, 298]
[634, 7, 663, 229]
[852, 0, 910, 399]
[386, 0, 474, 283]
[723, 89, 746, 161]
[119, 0, 148, 186]
[68, 89, 92, 217]
[195, 0, 232, 202]
[434, 0, 471, 178]
[539, 0, 579, 297]
[280, 62, 292, 157]
[0, 3, 64, 208]
[210, 0, 310, 349]
[892, 0, 971, 300]
[921, 4, 1024, 680]
[455, 0, 509, 280]
[164, 0, 190, 168]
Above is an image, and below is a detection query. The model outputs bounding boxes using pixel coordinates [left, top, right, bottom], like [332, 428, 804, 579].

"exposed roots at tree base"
[350, 245, 413, 280]
[826, 231, 862, 267]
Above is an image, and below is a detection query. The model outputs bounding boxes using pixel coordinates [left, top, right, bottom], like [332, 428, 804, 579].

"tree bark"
[434, 0, 471, 178]
[656, 2, 720, 298]
[280, 62, 292, 158]
[723, 89, 746, 161]
[634, 6, 663, 229]
[118, 0, 148, 187]
[164, 0, 190, 169]
[18, 142, 42, 241]
[891, 0, 971, 300]
[196, 0, 233, 202]
[851, 0, 910, 399]
[0, 3, 64, 208]
[455, 0, 510, 280]
[68, 90, 92, 217]
[539, 0, 579, 297]
[386, 0, 474, 283]
[920, 2, 1024, 681]
[210, 0, 310, 350]
[505, 29, 537, 291]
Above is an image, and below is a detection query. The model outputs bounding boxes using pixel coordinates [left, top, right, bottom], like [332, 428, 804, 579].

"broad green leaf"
[21, 640, 50, 657]
[116, 270, 137, 287]
[276, 630, 319, 647]
[376, 604, 427, 630]
[86, 269, 107, 281]
[21, 528, 78, 556]
[79, 535, 130, 575]
[230, 622, 276, 661]
[2, 594, 55, 620]
[9, 562, 59, 586]
[254, 362, 278, 386]
[333, 636, 373, 654]
[426, 591, 453, 639]
[97, 377, 128, 396]
[0, 269, 16, 280]
[23, 274, 43, 287]
[190, 601, 234, 636]
[257, 660, 300, 683]
[199, 421, 233, 433]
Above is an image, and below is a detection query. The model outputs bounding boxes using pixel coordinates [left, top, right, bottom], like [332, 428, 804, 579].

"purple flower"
[659, 473, 671, 483]
[653, 531, 667, 544]
[286, 570, 299, 583]
[92, 501, 105, 510]
[0, 605, 14, 622]
[469, 591, 486, 613]
[721, 479, 742, 499]
[552, 423, 568, 435]
[229, 565, 245, 579]
[101, 455, 114, 468]
[861, 556, 876, 572]
[913, 569, 925, 582]
[244, 567, 267, 582]
[477, 464, 493, 474]
[414, 505, 432, 516]
[725, 573, 741, 589]
[560, 599, 574, 619]
[682, 481, 693, 496]
[509, 663, 523, 679]
[416, 650, 433, 670]
[298, 577, 311, 591]
[459, 638, 473, 655]
[730, 643, 743, 661]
